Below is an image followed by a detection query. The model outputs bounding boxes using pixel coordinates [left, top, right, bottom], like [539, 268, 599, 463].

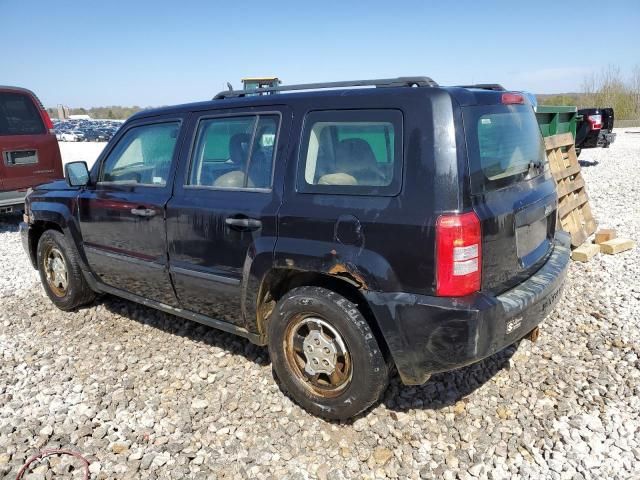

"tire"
[268, 286, 389, 420]
[37, 229, 95, 311]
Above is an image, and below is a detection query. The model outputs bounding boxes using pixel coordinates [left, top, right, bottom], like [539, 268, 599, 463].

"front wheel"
[37, 230, 95, 311]
[268, 286, 389, 420]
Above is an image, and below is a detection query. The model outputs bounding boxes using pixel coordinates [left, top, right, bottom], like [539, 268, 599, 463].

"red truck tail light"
[501, 92, 524, 105]
[30, 93, 55, 134]
[436, 212, 482, 296]
[40, 109, 55, 134]
[587, 114, 602, 130]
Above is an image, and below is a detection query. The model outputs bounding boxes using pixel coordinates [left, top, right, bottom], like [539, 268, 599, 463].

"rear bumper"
[581, 130, 616, 149]
[0, 189, 26, 209]
[365, 230, 571, 385]
[598, 131, 616, 147]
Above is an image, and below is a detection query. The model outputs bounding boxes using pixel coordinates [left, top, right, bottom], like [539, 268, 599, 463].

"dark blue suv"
[20, 77, 570, 419]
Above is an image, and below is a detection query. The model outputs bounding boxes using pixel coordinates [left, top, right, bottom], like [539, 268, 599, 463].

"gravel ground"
[1, 130, 639, 479]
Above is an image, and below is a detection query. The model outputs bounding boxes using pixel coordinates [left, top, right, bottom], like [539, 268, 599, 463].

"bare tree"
[578, 65, 637, 120]
[543, 65, 640, 121]
[631, 64, 640, 118]
[580, 72, 597, 107]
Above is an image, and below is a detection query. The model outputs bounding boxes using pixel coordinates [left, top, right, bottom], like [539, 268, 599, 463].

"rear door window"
[0, 92, 45, 136]
[463, 104, 546, 193]
[187, 114, 280, 190]
[298, 109, 403, 195]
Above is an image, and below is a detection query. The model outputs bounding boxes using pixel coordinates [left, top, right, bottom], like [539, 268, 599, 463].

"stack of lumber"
[594, 229, 636, 254]
[571, 228, 636, 262]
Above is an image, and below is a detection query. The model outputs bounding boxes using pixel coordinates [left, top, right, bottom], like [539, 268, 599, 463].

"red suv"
[0, 86, 63, 213]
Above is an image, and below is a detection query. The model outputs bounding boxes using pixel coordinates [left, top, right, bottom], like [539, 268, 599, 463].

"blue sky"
[2, 0, 639, 107]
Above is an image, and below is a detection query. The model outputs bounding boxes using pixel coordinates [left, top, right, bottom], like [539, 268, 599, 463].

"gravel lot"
[1, 132, 639, 479]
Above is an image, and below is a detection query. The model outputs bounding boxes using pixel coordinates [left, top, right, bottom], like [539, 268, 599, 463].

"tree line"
[538, 65, 640, 120]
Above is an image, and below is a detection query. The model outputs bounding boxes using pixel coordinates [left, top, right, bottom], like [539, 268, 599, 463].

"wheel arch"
[26, 220, 64, 268]
[256, 268, 392, 363]
[27, 202, 90, 272]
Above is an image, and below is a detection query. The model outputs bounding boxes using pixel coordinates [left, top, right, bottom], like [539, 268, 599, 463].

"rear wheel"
[268, 286, 389, 420]
[37, 230, 95, 311]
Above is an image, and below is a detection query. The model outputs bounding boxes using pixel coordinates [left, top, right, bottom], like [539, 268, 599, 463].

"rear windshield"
[463, 104, 546, 192]
[0, 92, 45, 136]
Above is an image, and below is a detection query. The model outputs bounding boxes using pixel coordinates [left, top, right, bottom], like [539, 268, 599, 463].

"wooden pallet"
[544, 133, 597, 247]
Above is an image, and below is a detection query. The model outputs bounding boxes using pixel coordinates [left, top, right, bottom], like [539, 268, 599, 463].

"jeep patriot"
[20, 77, 570, 419]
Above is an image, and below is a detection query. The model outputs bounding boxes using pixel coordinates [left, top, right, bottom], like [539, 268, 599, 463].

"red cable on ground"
[15, 449, 90, 480]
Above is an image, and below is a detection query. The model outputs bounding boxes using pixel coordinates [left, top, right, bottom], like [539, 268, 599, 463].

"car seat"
[318, 138, 386, 185]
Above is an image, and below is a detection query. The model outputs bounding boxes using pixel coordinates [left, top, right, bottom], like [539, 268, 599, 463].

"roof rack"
[456, 84, 506, 91]
[213, 76, 438, 100]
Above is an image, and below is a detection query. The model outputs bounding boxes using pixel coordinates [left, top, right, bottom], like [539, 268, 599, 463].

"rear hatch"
[0, 89, 63, 193]
[463, 100, 557, 294]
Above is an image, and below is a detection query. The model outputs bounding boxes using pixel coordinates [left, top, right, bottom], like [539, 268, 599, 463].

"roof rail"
[456, 84, 506, 91]
[213, 76, 438, 99]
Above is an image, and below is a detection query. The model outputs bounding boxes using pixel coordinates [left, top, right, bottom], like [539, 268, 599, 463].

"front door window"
[99, 122, 180, 186]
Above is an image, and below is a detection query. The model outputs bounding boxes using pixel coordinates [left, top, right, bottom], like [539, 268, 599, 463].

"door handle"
[131, 207, 156, 217]
[225, 216, 262, 231]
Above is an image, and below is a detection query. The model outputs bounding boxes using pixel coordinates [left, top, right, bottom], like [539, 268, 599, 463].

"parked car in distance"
[71, 130, 85, 142]
[20, 77, 570, 419]
[575, 107, 616, 156]
[53, 118, 122, 142]
[0, 86, 63, 214]
[56, 132, 77, 142]
[83, 129, 108, 142]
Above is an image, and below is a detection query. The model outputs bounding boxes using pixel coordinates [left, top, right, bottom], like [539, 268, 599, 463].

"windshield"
[464, 104, 546, 192]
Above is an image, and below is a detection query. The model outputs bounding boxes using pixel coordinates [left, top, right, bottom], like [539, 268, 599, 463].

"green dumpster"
[534, 105, 579, 139]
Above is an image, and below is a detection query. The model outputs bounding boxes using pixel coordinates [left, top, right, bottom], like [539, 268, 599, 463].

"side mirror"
[65, 161, 90, 187]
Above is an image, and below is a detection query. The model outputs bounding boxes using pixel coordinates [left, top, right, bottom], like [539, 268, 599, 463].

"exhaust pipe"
[525, 326, 540, 343]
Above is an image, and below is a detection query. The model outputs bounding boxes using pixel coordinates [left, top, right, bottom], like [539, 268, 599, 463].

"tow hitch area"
[525, 326, 540, 343]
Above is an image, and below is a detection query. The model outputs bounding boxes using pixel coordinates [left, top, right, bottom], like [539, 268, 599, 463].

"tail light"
[501, 92, 524, 105]
[436, 212, 482, 296]
[587, 114, 602, 131]
[31, 93, 55, 134]
[40, 109, 55, 134]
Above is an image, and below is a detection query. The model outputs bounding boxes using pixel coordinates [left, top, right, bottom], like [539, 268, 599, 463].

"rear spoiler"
[456, 84, 506, 91]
